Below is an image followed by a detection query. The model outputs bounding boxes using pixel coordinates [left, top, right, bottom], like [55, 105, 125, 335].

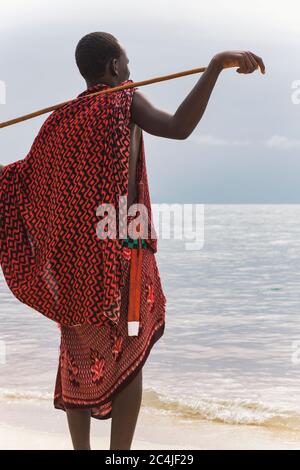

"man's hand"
[211, 50, 266, 75]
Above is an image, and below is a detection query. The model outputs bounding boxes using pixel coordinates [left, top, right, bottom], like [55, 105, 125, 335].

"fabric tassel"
[127, 182, 144, 336]
[127, 238, 143, 336]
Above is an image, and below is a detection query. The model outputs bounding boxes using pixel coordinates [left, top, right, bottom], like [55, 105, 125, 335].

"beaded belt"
[122, 236, 148, 249]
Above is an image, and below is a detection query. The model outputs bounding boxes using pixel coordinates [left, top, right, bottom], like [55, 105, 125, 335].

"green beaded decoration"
[121, 237, 147, 249]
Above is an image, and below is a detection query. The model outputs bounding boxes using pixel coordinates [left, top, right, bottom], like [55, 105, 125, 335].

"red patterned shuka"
[0, 80, 162, 328]
[0, 80, 167, 418]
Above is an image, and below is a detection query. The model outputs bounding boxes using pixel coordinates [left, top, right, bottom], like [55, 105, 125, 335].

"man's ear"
[110, 58, 118, 77]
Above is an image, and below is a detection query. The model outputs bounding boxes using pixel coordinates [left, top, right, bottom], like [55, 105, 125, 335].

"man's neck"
[86, 77, 119, 89]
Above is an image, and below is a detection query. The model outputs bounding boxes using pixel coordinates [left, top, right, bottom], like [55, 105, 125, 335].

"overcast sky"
[1, 0, 300, 202]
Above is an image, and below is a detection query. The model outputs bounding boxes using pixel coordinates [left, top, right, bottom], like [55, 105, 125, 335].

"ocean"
[1, 204, 300, 434]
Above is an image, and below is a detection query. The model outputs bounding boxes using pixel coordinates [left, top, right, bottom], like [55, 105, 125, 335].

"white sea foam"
[0, 388, 52, 402]
[1, 385, 299, 432]
[142, 389, 300, 431]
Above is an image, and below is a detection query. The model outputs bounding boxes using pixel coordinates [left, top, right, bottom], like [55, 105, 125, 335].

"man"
[65, 33, 264, 450]
[0, 32, 265, 450]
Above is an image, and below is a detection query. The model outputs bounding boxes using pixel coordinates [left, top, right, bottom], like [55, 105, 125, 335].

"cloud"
[265, 134, 300, 149]
[2, 0, 300, 41]
[190, 134, 250, 147]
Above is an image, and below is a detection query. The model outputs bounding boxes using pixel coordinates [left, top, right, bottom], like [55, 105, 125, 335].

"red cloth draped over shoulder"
[0, 80, 158, 327]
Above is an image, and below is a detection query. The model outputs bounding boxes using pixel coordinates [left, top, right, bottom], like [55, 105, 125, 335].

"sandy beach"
[0, 399, 299, 450]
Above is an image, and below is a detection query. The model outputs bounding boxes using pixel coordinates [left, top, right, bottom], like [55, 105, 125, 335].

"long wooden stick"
[0, 60, 265, 129]
[0, 66, 208, 129]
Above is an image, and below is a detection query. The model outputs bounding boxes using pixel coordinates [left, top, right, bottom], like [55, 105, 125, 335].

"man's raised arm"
[131, 50, 265, 140]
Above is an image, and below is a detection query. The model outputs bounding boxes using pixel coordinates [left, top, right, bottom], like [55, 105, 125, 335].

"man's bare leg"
[110, 368, 143, 450]
[66, 408, 91, 450]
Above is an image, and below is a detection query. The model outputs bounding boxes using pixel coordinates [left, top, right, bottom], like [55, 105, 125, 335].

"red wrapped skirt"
[53, 242, 166, 419]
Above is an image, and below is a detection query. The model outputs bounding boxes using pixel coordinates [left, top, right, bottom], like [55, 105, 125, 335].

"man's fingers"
[243, 53, 256, 73]
[236, 54, 247, 73]
[245, 52, 259, 72]
[248, 51, 266, 74]
[237, 54, 253, 73]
